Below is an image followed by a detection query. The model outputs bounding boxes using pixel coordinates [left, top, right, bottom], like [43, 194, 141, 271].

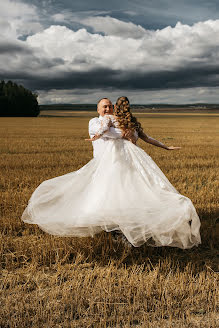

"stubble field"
[0, 113, 218, 328]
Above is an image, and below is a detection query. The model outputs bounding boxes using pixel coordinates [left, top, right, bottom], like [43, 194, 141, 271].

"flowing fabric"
[21, 137, 201, 249]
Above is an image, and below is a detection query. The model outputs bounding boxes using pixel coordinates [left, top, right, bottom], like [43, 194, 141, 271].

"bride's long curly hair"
[114, 96, 143, 134]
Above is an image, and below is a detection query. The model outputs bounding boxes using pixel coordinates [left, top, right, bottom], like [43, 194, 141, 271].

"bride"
[21, 96, 201, 249]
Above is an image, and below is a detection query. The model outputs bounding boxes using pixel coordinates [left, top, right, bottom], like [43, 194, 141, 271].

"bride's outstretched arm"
[138, 131, 181, 150]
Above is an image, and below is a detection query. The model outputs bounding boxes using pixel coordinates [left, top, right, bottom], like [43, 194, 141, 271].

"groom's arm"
[89, 118, 122, 138]
[104, 127, 122, 138]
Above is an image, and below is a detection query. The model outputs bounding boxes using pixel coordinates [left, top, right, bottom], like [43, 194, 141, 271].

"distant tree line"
[0, 80, 40, 117]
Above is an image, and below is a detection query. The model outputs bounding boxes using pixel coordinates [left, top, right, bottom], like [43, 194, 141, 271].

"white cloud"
[51, 10, 111, 24]
[1, 4, 219, 103]
[22, 18, 219, 73]
[0, 0, 42, 39]
[25, 25, 142, 71]
[81, 16, 148, 38]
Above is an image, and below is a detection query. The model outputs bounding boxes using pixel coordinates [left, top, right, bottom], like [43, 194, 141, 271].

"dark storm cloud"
[0, 42, 33, 54]
[4, 65, 219, 93]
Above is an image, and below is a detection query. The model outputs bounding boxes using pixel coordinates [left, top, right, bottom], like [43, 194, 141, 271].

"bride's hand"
[167, 146, 182, 150]
[85, 135, 100, 141]
[122, 130, 137, 144]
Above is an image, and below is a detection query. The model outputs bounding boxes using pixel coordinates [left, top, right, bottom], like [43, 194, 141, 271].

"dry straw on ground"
[0, 113, 218, 327]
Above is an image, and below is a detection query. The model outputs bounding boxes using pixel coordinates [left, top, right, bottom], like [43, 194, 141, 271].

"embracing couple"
[21, 96, 201, 249]
[88, 96, 180, 159]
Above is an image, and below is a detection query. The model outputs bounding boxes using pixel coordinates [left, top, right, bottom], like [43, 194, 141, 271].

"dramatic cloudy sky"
[1, 0, 219, 104]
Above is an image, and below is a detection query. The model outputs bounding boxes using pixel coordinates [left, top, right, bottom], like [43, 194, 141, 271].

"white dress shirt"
[89, 115, 122, 158]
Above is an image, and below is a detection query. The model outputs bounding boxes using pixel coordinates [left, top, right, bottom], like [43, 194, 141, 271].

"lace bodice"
[95, 114, 138, 139]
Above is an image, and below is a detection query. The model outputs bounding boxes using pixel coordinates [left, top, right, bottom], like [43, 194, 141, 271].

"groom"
[88, 98, 136, 158]
[88, 98, 134, 247]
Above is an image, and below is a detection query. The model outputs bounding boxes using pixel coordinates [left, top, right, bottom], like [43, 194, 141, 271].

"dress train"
[21, 138, 201, 248]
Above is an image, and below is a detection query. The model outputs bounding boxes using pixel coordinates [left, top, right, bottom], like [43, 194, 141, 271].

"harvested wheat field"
[0, 113, 218, 328]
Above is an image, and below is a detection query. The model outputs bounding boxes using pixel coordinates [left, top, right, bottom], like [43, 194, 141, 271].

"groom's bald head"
[97, 97, 111, 108]
[97, 98, 113, 116]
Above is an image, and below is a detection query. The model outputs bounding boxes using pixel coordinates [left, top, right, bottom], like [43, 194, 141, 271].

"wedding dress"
[21, 114, 201, 249]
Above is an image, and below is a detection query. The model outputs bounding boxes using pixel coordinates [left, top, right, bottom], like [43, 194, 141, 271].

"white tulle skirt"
[21, 139, 201, 249]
